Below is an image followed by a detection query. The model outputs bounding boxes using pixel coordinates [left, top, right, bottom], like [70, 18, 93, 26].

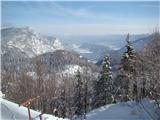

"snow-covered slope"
[86, 98, 160, 120]
[1, 27, 64, 57]
[63, 65, 83, 75]
[0, 98, 68, 120]
[1, 96, 159, 120]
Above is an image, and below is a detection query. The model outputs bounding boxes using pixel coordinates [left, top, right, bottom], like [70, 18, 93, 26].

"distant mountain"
[59, 34, 148, 63]
[60, 34, 148, 50]
[1, 27, 64, 58]
[65, 43, 111, 63]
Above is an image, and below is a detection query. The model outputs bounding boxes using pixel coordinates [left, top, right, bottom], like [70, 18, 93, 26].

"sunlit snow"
[63, 65, 83, 75]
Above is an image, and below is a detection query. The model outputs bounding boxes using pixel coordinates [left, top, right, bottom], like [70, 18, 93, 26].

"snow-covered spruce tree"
[58, 79, 67, 118]
[119, 33, 137, 101]
[74, 69, 83, 119]
[83, 78, 88, 120]
[94, 55, 113, 107]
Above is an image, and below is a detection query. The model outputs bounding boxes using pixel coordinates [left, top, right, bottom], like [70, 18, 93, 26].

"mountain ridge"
[1, 27, 64, 58]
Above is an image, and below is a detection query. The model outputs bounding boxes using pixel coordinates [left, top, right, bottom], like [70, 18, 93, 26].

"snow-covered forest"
[1, 1, 160, 120]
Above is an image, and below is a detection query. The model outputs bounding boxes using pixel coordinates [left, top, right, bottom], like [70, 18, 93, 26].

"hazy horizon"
[2, 1, 159, 36]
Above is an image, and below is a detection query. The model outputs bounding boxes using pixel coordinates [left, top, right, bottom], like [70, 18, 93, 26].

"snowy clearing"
[86, 98, 160, 120]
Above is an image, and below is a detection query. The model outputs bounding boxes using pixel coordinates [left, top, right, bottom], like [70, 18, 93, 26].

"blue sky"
[2, 1, 160, 35]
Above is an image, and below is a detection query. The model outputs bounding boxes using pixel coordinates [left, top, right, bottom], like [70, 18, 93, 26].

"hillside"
[33, 50, 99, 75]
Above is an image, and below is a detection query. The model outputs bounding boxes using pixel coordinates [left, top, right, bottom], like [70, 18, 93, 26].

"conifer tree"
[74, 69, 83, 119]
[59, 81, 67, 118]
[83, 79, 88, 120]
[94, 55, 113, 107]
[120, 33, 137, 101]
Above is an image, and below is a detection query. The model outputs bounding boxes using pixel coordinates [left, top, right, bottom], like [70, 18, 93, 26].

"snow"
[1, 96, 159, 120]
[0, 91, 5, 98]
[53, 38, 64, 50]
[4, 27, 64, 58]
[79, 55, 83, 58]
[125, 53, 129, 58]
[86, 98, 160, 120]
[63, 65, 83, 75]
[0, 98, 69, 120]
[26, 71, 37, 79]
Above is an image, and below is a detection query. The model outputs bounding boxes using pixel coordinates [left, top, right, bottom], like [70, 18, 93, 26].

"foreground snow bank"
[1, 97, 159, 120]
[0, 98, 68, 120]
[86, 98, 160, 120]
